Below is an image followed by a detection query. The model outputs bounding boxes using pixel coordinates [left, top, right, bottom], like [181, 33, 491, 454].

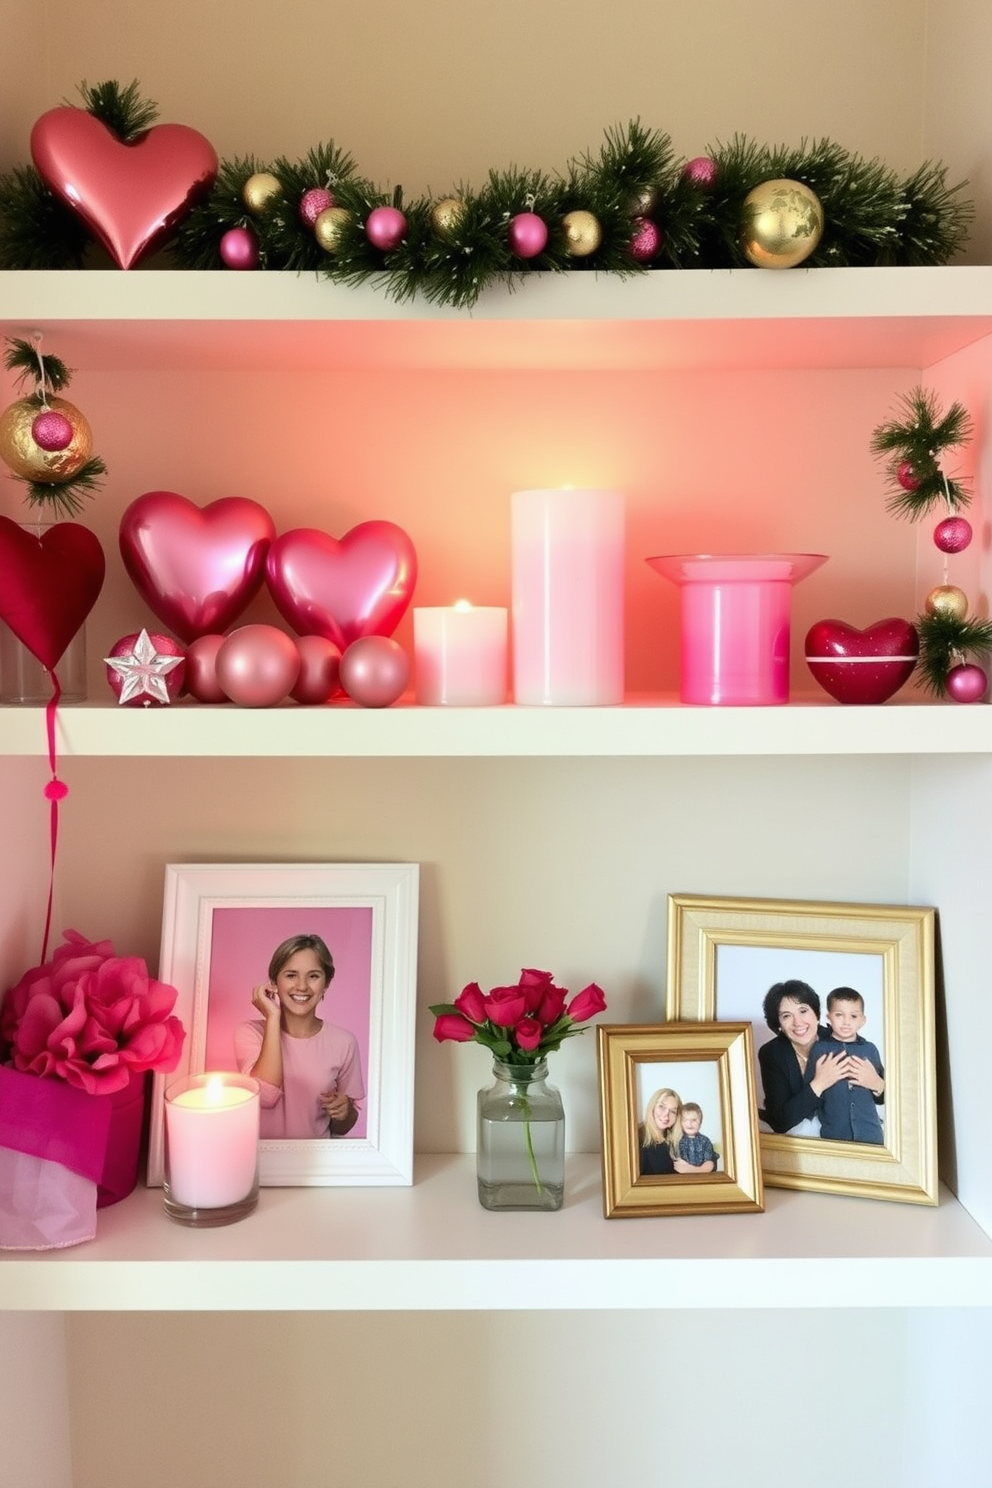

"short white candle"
[414, 600, 508, 705]
[511, 488, 625, 706]
[164, 1073, 259, 1210]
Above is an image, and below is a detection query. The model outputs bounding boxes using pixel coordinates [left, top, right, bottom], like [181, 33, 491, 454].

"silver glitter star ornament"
[104, 628, 185, 706]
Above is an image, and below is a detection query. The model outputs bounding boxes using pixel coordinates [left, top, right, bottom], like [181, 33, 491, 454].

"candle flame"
[453, 598, 473, 611]
[205, 1074, 227, 1106]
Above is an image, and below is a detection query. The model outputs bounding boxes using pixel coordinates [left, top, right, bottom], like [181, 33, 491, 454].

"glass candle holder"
[163, 1072, 260, 1227]
[414, 602, 508, 705]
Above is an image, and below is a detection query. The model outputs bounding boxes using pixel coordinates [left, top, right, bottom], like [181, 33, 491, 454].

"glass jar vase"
[477, 1058, 565, 1211]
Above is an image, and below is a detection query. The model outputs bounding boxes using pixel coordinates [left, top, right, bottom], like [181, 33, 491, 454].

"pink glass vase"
[646, 553, 827, 705]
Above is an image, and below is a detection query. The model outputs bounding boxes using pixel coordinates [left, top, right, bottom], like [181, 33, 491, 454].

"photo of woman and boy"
[637, 1063, 723, 1178]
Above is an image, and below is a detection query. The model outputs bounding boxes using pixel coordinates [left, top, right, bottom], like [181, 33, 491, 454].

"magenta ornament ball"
[339, 635, 409, 707]
[184, 634, 228, 703]
[215, 624, 300, 707]
[946, 663, 988, 704]
[629, 217, 662, 262]
[897, 460, 921, 492]
[299, 186, 335, 227]
[219, 226, 260, 270]
[365, 205, 407, 252]
[31, 409, 75, 452]
[508, 211, 548, 260]
[684, 156, 718, 189]
[933, 515, 973, 554]
[291, 634, 342, 704]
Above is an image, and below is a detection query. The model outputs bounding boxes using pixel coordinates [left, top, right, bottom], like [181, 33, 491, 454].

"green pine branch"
[871, 386, 972, 518]
[77, 79, 159, 140]
[4, 336, 73, 393]
[915, 612, 992, 697]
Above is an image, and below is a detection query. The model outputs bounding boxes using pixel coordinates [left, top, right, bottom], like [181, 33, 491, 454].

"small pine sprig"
[76, 79, 159, 140]
[915, 612, 992, 697]
[20, 458, 109, 519]
[4, 336, 73, 394]
[870, 386, 972, 518]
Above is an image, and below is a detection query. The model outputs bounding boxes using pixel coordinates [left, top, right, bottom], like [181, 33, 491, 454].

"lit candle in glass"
[413, 600, 508, 705]
[163, 1072, 260, 1226]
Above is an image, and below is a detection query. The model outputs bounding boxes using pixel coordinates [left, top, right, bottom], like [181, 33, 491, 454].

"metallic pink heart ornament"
[266, 521, 418, 650]
[119, 491, 276, 643]
[31, 107, 218, 269]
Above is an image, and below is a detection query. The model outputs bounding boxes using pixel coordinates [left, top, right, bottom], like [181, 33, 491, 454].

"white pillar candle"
[164, 1073, 259, 1211]
[414, 601, 508, 705]
[511, 488, 625, 705]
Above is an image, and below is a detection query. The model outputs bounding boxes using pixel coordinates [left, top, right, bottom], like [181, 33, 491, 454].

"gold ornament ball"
[741, 178, 824, 269]
[242, 172, 283, 214]
[925, 584, 969, 621]
[431, 197, 465, 240]
[314, 206, 353, 253]
[562, 209, 603, 258]
[0, 396, 93, 482]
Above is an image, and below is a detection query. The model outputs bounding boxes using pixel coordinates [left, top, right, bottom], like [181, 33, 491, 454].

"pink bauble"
[933, 515, 973, 554]
[897, 460, 920, 492]
[31, 409, 74, 452]
[104, 630, 186, 707]
[508, 211, 548, 260]
[291, 634, 342, 704]
[299, 186, 335, 227]
[215, 624, 300, 707]
[365, 205, 407, 252]
[629, 217, 662, 262]
[220, 226, 260, 270]
[946, 663, 988, 704]
[339, 636, 409, 708]
[684, 156, 718, 189]
[184, 633, 228, 702]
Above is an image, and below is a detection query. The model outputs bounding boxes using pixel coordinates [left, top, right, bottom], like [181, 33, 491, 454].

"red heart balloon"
[0, 517, 105, 671]
[119, 492, 276, 643]
[31, 107, 218, 269]
[805, 617, 919, 704]
[266, 522, 418, 651]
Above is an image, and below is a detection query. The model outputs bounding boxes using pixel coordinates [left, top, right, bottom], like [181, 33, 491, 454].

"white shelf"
[0, 694, 987, 758]
[1, 1156, 989, 1311]
[3, 266, 992, 371]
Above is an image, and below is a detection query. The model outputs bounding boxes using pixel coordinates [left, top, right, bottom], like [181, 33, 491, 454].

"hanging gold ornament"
[242, 172, 283, 214]
[925, 584, 969, 621]
[313, 206, 353, 253]
[0, 395, 93, 482]
[431, 197, 466, 240]
[562, 209, 603, 257]
[741, 178, 824, 269]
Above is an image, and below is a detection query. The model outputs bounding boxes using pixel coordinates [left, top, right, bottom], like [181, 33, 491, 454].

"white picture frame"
[148, 861, 420, 1187]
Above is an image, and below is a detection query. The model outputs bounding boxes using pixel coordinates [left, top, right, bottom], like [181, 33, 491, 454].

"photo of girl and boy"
[637, 1062, 723, 1178]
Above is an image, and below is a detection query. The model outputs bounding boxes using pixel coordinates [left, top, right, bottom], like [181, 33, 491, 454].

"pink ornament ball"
[508, 211, 548, 260]
[31, 408, 74, 452]
[933, 515, 973, 554]
[339, 636, 409, 708]
[629, 217, 663, 262]
[897, 460, 921, 492]
[291, 634, 342, 704]
[215, 624, 300, 707]
[365, 205, 407, 252]
[184, 634, 228, 703]
[946, 662, 988, 704]
[219, 226, 260, 270]
[299, 186, 335, 227]
[684, 156, 718, 189]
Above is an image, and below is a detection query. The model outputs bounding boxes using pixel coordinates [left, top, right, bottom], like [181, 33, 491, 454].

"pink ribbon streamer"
[40, 666, 68, 965]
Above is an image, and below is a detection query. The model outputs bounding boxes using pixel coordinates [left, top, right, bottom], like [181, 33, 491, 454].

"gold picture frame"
[666, 893, 937, 1205]
[597, 1021, 764, 1219]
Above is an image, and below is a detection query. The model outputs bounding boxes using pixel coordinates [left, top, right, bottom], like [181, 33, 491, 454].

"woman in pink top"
[234, 933, 365, 1139]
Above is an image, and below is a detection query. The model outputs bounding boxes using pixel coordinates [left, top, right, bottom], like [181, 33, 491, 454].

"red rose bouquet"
[430, 966, 607, 1063]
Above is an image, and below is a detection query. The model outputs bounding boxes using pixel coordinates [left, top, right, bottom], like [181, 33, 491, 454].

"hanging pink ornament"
[31, 408, 75, 452]
[184, 634, 228, 702]
[897, 460, 921, 492]
[508, 211, 548, 259]
[291, 634, 342, 704]
[365, 205, 407, 252]
[629, 217, 662, 262]
[684, 156, 718, 189]
[0, 516, 105, 671]
[946, 662, 988, 703]
[219, 226, 260, 270]
[339, 636, 409, 707]
[299, 186, 335, 227]
[215, 624, 300, 707]
[933, 515, 972, 554]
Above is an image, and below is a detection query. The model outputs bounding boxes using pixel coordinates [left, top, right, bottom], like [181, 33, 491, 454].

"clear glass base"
[477, 1059, 565, 1212]
[162, 1174, 260, 1227]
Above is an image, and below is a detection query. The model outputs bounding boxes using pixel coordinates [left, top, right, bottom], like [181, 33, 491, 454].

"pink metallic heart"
[31, 107, 218, 269]
[266, 521, 418, 651]
[0, 517, 105, 671]
[119, 492, 276, 643]
[805, 617, 919, 704]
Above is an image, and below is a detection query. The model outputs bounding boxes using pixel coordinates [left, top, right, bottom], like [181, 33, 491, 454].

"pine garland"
[0, 81, 975, 306]
[915, 613, 992, 698]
